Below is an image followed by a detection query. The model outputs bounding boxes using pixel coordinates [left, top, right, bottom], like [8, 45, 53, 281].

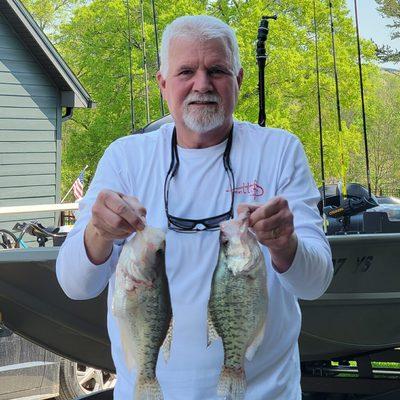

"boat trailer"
[302, 349, 400, 399]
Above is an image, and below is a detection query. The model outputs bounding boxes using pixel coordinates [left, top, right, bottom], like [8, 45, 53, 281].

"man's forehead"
[168, 36, 231, 65]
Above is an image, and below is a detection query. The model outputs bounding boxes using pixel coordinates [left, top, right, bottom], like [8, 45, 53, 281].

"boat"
[1, 231, 400, 369]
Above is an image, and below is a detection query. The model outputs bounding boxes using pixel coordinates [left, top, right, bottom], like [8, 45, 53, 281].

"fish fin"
[217, 366, 246, 400]
[245, 320, 266, 361]
[117, 317, 137, 370]
[161, 319, 173, 362]
[135, 377, 163, 400]
[207, 310, 220, 347]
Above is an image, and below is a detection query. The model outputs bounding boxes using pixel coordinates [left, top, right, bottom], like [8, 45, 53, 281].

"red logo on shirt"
[227, 180, 265, 200]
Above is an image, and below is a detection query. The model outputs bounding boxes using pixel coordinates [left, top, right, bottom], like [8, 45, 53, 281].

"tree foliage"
[22, 0, 399, 198]
[375, 0, 400, 64]
[22, 0, 84, 33]
[348, 70, 400, 196]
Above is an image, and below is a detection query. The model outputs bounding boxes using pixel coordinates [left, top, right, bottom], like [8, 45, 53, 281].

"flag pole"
[61, 165, 88, 203]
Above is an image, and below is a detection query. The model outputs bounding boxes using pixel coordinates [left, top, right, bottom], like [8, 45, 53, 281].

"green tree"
[40, 0, 383, 196]
[348, 71, 400, 195]
[375, 0, 400, 64]
[21, 0, 85, 33]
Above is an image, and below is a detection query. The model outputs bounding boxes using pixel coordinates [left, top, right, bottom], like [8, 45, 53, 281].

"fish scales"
[208, 215, 268, 400]
[211, 262, 265, 368]
[113, 227, 172, 400]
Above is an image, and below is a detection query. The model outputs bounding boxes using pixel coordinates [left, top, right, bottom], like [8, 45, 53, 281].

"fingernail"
[136, 223, 145, 232]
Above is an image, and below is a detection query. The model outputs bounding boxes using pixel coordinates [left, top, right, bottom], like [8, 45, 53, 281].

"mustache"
[184, 93, 221, 106]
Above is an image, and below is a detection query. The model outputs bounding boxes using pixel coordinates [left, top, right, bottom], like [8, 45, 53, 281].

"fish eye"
[220, 235, 229, 246]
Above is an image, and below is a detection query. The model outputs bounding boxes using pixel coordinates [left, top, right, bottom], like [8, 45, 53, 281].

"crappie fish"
[208, 213, 268, 400]
[112, 226, 172, 400]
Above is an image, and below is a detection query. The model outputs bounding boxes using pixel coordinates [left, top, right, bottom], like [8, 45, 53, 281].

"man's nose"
[192, 70, 213, 93]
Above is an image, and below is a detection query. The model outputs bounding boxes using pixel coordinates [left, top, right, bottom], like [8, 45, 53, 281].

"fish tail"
[217, 366, 246, 400]
[135, 377, 163, 400]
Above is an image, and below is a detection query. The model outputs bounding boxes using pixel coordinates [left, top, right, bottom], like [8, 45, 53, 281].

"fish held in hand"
[208, 213, 268, 400]
[112, 226, 172, 400]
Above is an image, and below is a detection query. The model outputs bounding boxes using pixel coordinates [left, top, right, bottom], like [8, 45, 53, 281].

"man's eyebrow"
[209, 64, 232, 72]
[176, 64, 195, 71]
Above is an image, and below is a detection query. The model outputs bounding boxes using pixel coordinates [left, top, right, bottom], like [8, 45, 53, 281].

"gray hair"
[159, 15, 241, 77]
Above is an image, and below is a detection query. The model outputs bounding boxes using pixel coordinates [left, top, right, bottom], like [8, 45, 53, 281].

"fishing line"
[125, 0, 136, 133]
[328, 0, 347, 196]
[354, 0, 372, 197]
[140, 0, 151, 124]
[313, 0, 328, 232]
[150, 0, 165, 116]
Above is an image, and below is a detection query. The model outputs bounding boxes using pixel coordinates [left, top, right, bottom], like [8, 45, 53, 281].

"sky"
[345, 0, 399, 69]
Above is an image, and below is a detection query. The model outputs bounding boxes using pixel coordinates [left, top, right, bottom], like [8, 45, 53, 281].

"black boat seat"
[346, 182, 378, 203]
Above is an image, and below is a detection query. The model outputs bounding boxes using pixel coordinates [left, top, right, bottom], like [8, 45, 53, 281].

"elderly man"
[57, 15, 333, 400]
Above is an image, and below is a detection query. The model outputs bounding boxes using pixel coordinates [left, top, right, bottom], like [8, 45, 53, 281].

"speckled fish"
[207, 213, 268, 400]
[112, 226, 172, 400]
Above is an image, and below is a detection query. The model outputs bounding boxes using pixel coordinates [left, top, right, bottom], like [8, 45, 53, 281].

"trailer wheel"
[56, 359, 116, 399]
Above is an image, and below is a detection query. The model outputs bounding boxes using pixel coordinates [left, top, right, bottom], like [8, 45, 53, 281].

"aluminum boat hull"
[0, 233, 399, 371]
[300, 233, 400, 362]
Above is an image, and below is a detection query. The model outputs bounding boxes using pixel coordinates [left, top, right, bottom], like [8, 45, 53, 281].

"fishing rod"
[323, 0, 378, 227]
[125, 0, 135, 133]
[150, 0, 165, 116]
[313, 0, 328, 232]
[256, 15, 277, 127]
[328, 0, 347, 196]
[354, 0, 372, 197]
[140, 0, 151, 124]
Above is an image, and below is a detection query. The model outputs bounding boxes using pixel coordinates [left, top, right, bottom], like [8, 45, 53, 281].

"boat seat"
[346, 182, 378, 203]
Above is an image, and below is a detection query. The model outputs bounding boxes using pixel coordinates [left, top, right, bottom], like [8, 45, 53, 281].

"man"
[56, 15, 333, 399]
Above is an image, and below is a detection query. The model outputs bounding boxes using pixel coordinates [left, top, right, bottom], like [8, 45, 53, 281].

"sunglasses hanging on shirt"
[164, 126, 235, 232]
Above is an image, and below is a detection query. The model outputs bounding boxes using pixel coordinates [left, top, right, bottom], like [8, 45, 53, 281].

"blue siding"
[0, 13, 60, 243]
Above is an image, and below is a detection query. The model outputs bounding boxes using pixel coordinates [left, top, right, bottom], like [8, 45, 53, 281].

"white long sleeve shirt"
[56, 121, 333, 400]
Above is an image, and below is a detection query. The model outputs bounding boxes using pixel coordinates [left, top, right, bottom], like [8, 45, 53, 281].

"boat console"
[318, 183, 400, 235]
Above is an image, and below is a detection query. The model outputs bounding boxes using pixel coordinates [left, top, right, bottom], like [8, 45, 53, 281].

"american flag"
[72, 170, 85, 200]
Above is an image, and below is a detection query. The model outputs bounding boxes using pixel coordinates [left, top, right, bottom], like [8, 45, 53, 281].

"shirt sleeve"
[274, 136, 333, 300]
[56, 141, 129, 300]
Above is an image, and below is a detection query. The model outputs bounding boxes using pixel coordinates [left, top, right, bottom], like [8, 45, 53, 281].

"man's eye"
[179, 70, 192, 75]
[209, 68, 227, 76]
[214, 67, 226, 72]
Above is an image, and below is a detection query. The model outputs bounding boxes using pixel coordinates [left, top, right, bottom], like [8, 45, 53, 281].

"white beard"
[182, 93, 225, 133]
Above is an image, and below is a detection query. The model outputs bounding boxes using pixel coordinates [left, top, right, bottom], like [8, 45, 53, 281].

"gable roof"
[0, 0, 94, 108]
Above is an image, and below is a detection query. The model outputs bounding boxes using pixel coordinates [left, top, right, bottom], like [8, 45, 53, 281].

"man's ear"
[237, 68, 244, 89]
[156, 71, 166, 96]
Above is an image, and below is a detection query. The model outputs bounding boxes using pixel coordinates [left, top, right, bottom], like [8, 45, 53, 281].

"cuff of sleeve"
[72, 227, 121, 295]
[275, 238, 306, 290]
[78, 227, 122, 271]
[274, 237, 333, 300]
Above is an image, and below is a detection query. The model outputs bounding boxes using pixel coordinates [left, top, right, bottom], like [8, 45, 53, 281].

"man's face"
[157, 37, 243, 134]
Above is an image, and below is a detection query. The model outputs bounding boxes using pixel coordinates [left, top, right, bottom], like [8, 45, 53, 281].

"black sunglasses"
[164, 126, 235, 232]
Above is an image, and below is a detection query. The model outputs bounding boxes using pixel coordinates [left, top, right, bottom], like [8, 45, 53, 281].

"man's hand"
[238, 197, 298, 273]
[84, 190, 147, 265]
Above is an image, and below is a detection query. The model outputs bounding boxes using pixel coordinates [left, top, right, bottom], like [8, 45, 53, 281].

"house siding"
[0, 13, 59, 245]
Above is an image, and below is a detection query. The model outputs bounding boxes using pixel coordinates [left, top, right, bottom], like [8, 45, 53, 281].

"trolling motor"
[322, 183, 379, 233]
[326, 197, 378, 217]
[257, 15, 277, 127]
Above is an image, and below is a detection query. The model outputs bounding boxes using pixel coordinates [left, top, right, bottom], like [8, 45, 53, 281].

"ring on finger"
[271, 227, 279, 240]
